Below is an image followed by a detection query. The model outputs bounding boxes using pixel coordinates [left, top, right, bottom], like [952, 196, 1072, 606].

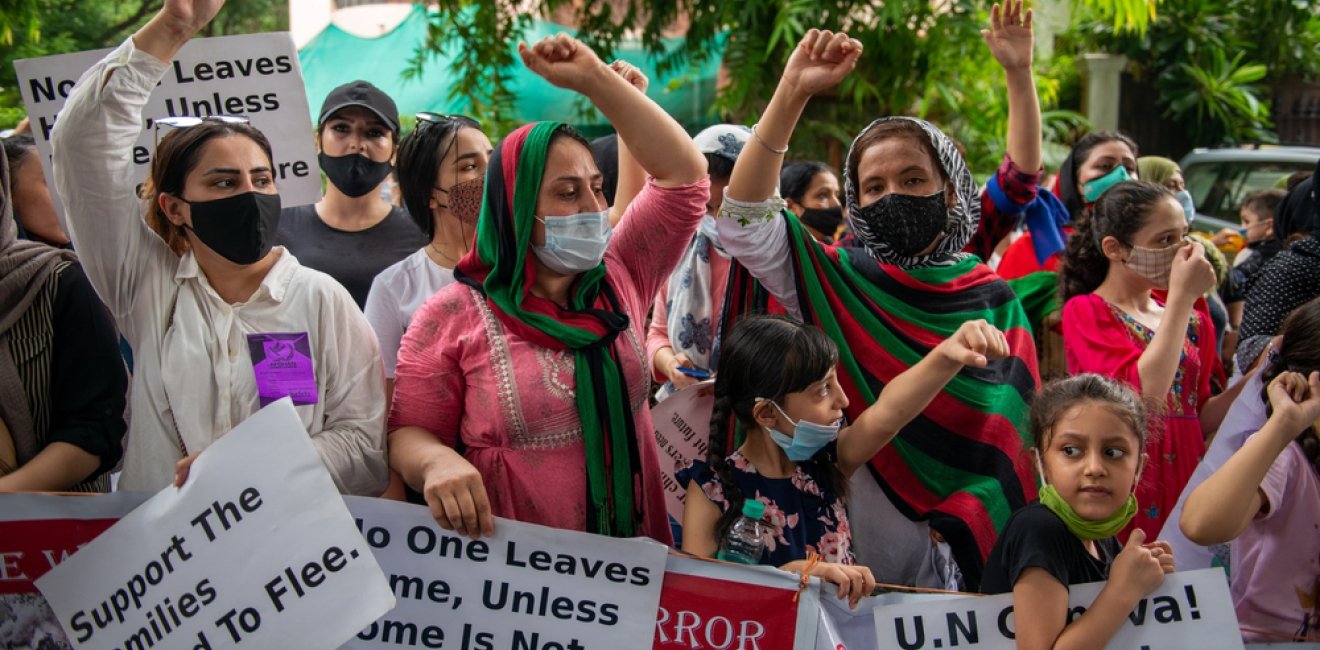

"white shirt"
[51, 38, 388, 495]
[363, 248, 456, 378]
[715, 191, 804, 319]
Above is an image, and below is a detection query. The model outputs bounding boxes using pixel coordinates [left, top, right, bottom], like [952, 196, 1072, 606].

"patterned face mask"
[851, 190, 949, 258]
[436, 176, 484, 225]
[1123, 237, 1188, 288]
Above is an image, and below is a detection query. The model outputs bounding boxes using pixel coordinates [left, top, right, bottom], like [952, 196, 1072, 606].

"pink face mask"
[1123, 237, 1188, 288]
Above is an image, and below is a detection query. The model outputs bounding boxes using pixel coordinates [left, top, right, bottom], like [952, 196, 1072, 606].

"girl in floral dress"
[680, 315, 1008, 607]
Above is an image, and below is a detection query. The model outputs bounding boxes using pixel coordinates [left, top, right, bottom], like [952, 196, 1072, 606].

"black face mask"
[183, 191, 282, 265]
[319, 152, 393, 198]
[798, 205, 844, 237]
[853, 190, 949, 258]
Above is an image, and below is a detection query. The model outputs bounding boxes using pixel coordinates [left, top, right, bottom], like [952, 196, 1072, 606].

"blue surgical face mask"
[1174, 190, 1196, 224]
[762, 400, 841, 462]
[532, 209, 612, 275]
[1082, 165, 1131, 203]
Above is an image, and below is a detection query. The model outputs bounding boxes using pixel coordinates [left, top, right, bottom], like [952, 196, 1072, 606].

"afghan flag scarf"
[454, 122, 642, 537]
[725, 117, 1040, 587]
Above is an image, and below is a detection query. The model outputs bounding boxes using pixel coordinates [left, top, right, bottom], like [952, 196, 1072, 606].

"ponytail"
[1258, 297, 1320, 479]
[706, 389, 746, 544]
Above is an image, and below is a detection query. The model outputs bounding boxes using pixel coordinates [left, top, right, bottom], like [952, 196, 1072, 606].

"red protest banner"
[654, 555, 819, 650]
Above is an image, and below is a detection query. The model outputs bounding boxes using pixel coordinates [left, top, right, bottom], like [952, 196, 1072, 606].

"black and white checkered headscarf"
[843, 117, 981, 268]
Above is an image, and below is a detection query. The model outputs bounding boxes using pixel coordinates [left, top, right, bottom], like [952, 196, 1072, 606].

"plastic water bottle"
[716, 499, 769, 565]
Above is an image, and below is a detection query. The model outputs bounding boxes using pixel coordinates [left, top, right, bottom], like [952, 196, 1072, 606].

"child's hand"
[1143, 539, 1176, 574]
[1168, 240, 1216, 302]
[518, 34, 607, 94]
[780, 29, 863, 100]
[1266, 371, 1320, 438]
[981, 0, 1033, 72]
[1110, 529, 1166, 597]
[810, 562, 877, 609]
[939, 319, 1010, 368]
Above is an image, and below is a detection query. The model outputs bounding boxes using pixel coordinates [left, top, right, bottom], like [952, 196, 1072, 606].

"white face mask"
[533, 209, 613, 275]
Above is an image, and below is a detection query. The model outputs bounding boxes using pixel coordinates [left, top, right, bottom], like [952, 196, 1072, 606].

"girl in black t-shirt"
[981, 374, 1176, 649]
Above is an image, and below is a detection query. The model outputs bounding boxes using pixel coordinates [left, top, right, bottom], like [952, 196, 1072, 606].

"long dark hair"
[145, 122, 273, 255]
[395, 115, 481, 238]
[706, 315, 846, 542]
[1059, 180, 1173, 302]
[1057, 131, 1139, 219]
[1260, 297, 1320, 478]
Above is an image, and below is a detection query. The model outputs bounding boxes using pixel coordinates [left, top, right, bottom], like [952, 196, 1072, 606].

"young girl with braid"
[679, 315, 1010, 607]
[1181, 297, 1320, 643]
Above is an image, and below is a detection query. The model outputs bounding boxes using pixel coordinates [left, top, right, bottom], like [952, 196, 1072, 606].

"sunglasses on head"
[415, 112, 479, 129]
[152, 115, 251, 148]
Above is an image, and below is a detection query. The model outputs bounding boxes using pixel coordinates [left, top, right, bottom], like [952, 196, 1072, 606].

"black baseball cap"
[318, 81, 400, 133]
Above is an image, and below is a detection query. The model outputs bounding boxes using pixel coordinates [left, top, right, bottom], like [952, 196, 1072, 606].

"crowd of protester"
[4, 0, 1320, 645]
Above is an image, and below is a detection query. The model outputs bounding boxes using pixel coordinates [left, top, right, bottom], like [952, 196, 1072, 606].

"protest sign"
[0, 492, 152, 649]
[13, 32, 320, 221]
[815, 588, 960, 650]
[872, 568, 1242, 649]
[341, 496, 667, 650]
[34, 399, 394, 650]
[651, 381, 715, 523]
[655, 555, 819, 650]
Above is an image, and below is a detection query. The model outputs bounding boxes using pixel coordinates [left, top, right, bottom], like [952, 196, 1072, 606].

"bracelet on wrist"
[751, 123, 789, 155]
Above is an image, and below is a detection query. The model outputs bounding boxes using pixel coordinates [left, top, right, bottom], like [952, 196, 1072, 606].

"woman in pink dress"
[387, 36, 708, 542]
[1060, 180, 1237, 540]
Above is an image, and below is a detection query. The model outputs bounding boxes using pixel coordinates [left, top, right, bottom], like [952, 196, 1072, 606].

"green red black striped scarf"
[724, 214, 1039, 587]
[454, 122, 642, 537]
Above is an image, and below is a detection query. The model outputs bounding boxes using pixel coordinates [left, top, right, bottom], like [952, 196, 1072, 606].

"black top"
[1233, 238, 1284, 296]
[276, 204, 426, 308]
[980, 502, 1119, 594]
[6, 262, 126, 487]
[1240, 236, 1320, 339]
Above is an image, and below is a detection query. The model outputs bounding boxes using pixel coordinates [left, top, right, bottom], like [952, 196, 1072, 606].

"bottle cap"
[741, 499, 766, 520]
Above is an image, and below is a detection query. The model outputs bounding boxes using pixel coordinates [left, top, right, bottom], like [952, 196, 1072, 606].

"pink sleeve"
[1062, 294, 1144, 391]
[646, 285, 672, 383]
[388, 287, 466, 448]
[1257, 442, 1298, 519]
[607, 176, 710, 307]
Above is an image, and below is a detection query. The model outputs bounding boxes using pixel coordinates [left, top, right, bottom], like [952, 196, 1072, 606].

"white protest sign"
[872, 568, 1242, 650]
[651, 381, 715, 523]
[13, 32, 321, 222]
[816, 588, 961, 650]
[35, 400, 394, 650]
[342, 496, 668, 650]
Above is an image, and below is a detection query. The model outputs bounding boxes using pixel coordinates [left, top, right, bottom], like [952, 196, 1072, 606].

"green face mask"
[1082, 165, 1131, 203]
[1038, 484, 1138, 541]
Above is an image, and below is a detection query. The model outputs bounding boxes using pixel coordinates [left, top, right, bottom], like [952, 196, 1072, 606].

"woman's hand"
[657, 348, 699, 390]
[609, 60, 649, 93]
[420, 447, 495, 539]
[173, 452, 201, 488]
[159, 0, 225, 36]
[938, 319, 1011, 368]
[518, 34, 609, 95]
[780, 29, 863, 100]
[982, 0, 1034, 72]
[1266, 371, 1320, 439]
